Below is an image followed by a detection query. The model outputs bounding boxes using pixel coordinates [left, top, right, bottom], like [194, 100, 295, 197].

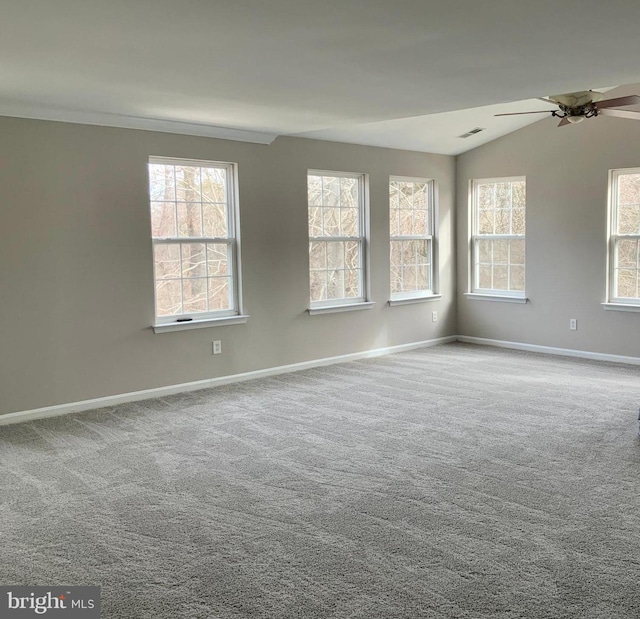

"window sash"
[149, 158, 240, 323]
[610, 234, 640, 303]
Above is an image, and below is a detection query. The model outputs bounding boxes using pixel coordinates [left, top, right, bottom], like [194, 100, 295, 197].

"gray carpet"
[1, 343, 639, 618]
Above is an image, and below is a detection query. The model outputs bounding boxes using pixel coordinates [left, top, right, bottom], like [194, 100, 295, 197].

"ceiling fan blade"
[494, 111, 552, 117]
[558, 117, 570, 127]
[598, 108, 640, 120]
[538, 97, 558, 105]
[596, 95, 640, 110]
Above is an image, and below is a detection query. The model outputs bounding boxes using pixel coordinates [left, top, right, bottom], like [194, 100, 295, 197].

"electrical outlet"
[212, 340, 222, 355]
[569, 319, 577, 331]
[432, 311, 438, 322]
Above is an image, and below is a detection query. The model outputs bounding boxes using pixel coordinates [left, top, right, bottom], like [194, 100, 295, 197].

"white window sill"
[465, 293, 528, 304]
[153, 314, 250, 333]
[388, 294, 442, 306]
[602, 303, 640, 313]
[308, 302, 375, 316]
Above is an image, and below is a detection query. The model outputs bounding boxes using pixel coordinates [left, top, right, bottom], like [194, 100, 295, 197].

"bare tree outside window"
[149, 158, 240, 323]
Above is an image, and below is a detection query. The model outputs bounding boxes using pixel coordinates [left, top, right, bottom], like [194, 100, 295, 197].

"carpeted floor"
[1, 343, 639, 618]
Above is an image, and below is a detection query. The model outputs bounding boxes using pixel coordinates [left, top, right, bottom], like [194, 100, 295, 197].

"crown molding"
[0, 102, 277, 145]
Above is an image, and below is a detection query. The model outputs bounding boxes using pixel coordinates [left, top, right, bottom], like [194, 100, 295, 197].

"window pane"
[322, 208, 340, 236]
[181, 243, 206, 278]
[398, 182, 413, 208]
[617, 239, 638, 268]
[154, 244, 181, 279]
[344, 270, 360, 297]
[310, 271, 327, 302]
[308, 175, 323, 207]
[149, 164, 176, 202]
[478, 184, 494, 209]
[327, 270, 345, 299]
[512, 181, 526, 207]
[390, 267, 402, 293]
[510, 265, 525, 291]
[493, 265, 508, 289]
[510, 239, 525, 265]
[389, 181, 399, 208]
[155, 279, 182, 316]
[414, 184, 427, 208]
[345, 241, 360, 270]
[412, 209, 429, 236]
[618, 174, 640, 205]
[512, 208, 526, 235]
[493, 240, 508, 264]
[495, 183, 512, 208]
[175, 166, 201, 202]
[150, 202, 177, 238]
[390, 208, 400, 236]
[478, 209, 494, 235]
[478, 265, 492, 289]
[177, 203, 203, 237]
[616, 269, 637, 298]
[399, 209, 415, 236]
[403, 266, 417, 291]
[206, 243, 228, 276]
[208, 277, 230, 311]
[308, 207, 322, 237]
[322, 176, 340, 206]
[341, 208, 358, 236]
[617, 205, 640, 235]
[417, 264, 430, 290]
[201, 167, 226, 203]
[340, 177, 358, 207]
[182, 278, 207, 313]
[309, 241, 327, 271]
[477, 239, 492, 264]
[390, 241, 402, 267]
[327, 242, 345, 269]
[203, 203, 228, 238]
[494, 209, 511, 234]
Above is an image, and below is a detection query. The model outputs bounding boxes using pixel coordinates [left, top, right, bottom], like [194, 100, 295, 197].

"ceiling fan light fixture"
[566, 115, 585, 124]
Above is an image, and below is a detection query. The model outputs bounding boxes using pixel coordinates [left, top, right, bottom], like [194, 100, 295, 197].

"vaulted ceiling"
[3, 0, 640, 153]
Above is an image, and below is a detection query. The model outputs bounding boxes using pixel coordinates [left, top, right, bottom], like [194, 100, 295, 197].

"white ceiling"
[3, 0, 640, 154]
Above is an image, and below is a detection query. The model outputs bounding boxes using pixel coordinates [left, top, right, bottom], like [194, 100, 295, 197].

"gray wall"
[456, 100, 640, 357]
[0, 117, 456, 416]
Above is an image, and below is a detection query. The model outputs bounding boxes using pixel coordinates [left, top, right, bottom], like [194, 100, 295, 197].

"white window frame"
[149, 156, 246, 332]
[469, 176, 526, 300]
[605, 168, 640, 310]
[389, 176, 438, 302]
[307, 170, 372, 313]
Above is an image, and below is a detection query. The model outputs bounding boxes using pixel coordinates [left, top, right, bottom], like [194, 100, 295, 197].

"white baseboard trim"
[457, 335, 640, 366]
[0, 335, 457, 427]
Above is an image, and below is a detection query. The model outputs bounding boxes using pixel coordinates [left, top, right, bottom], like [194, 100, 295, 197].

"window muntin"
[149, 157, 241, 323]
[609, 169, 640, 303]
[308, 171, 368, 307]
[471, 177, 526, 296]
[390, 177, 435, 299]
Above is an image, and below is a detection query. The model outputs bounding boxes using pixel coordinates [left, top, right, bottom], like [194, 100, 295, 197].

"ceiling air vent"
[459, 127, 485, 138]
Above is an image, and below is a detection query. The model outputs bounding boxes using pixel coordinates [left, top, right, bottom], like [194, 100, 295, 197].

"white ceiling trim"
[0, 103, 277, 145]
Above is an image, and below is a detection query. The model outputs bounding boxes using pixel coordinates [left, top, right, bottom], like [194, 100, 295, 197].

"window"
[389, 177, 436, 300]
[608, 169, 640, 304]
[470, 177, 526, 297]
[148, 157, 242, 326]
[308, 171, 370, 309]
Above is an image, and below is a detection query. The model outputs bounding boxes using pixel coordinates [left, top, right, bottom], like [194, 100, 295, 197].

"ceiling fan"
[495, 90, 640, 126]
